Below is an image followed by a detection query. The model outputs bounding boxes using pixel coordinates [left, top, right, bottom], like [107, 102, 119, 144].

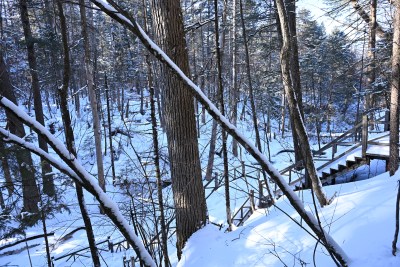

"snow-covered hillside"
[179, 172, 400, 267]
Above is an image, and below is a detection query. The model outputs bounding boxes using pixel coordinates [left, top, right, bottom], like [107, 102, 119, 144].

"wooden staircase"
[320, 156, 367, 185]
[231, 193, 255, 227]
[231, 111, 390, 226]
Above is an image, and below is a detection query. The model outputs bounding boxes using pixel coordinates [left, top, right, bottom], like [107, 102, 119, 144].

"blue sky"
[297, 0, 341, 33]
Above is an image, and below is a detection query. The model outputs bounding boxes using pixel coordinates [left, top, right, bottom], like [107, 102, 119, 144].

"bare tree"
[142, 0, 169, 264]
[19, 0, 55, 197]
[150, 0, 207, 258]
[78, 0, 106, 193]
[0, 52, 40, 214]
[365, 0, 377, 112]
[215, 0, 232, 231]
[239, 0, 262, 154]
[286, 0, 303, 164]
[275, 0, 329, 206]
[0, 139, 13, 196]
[389, 0, 400, 176]
[231, 0, 239, 157]
[57, 1, 101, 265]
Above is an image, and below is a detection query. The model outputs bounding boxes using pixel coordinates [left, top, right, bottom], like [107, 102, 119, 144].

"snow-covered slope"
[178, 172, 400, 267]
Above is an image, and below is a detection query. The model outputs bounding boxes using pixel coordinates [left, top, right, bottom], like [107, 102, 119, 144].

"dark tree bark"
[150, 0, 207, 258]
[149, 85, 170, 267]
[142, 0, 169, 264]
[205, 120, 218, 181]
[19, 0, 55, 197]
[393, 182, 400, 255]
[366, 0, 377, 113]
[104, 75, 116, 186]
[389, 0, 400, 176]
[239, 0, 262, 153]
[0, 139, 14, 195]
[286, 0, 303, 165]
[0, 52, 39, 214]
[57, 1, 100, 265]
[230, 0, 239, 157]
[215, 0, 232, 231]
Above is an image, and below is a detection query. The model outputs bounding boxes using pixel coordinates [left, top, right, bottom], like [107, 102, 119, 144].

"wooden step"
[354, 156, 364, 163]
[346, 159, 356, 168]
[337, 164, 346, 171]
[322, 171, 331, 179]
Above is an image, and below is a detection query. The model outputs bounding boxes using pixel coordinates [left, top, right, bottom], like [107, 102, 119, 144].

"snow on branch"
[0, 127, 83, 184]
[0, 96, 156, 267]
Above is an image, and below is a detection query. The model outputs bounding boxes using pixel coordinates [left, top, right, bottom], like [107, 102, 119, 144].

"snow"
[178, 173, 400, 267]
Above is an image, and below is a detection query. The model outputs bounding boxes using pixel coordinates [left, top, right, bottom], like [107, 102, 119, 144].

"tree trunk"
[215, 0, 232, 231]
[389, 0, 400, 176]
[0, 52, 39, 214]
[393, 182, 400, 255]
[150, 0, 207, 258]
[275, 0, 329, 206]
[231, 0, 238, 157]
[142, 1, 169, 264]
[104, 76, 116, 185]
[57, 1, 101, 265]
[239, 0, 262, 153]
[19, 0, 55, 197]
[0, 139, 14, 195]
[286, 0, 303, 165]
[79, 0, 106, 192]
[366, 0, 377, 114]
[150, 85, 170, 267]
[205, 120, 218, 181]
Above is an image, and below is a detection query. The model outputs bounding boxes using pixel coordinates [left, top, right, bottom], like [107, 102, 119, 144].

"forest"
[0, 0, 399, 266]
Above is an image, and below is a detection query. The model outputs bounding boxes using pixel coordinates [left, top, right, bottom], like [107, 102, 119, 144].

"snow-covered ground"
[178, 172, 400, 267]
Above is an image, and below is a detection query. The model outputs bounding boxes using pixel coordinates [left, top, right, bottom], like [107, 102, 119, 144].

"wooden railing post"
[304, 169, 310, 189]
[250, 190, 255, 212]
[332, 143, 337, 159]
[214, 172, 219, 190]
[362, 114, 368, 158]
[384, 110, 390, 131]
[108, 236, 114, 253]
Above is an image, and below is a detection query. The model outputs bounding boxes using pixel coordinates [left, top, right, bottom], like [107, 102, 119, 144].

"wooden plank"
[368, 141, 390, 146]
[362, 115, 368, 158]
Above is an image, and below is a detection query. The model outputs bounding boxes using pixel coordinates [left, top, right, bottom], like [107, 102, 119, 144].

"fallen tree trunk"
[0, 232, 54, 251]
